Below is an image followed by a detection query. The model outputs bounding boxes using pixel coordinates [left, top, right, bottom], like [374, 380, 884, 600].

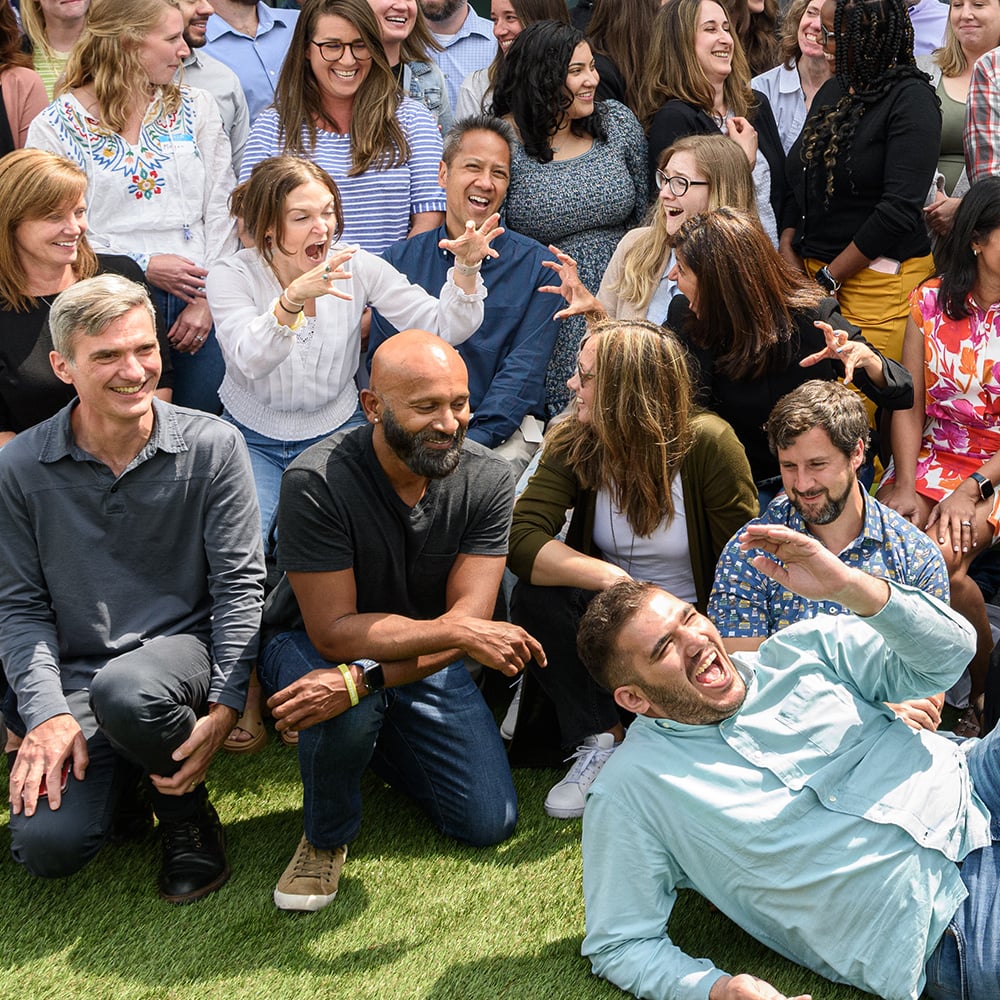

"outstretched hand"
[439, 213, 505, 268]
[800, 320, 877, 386]
[285, 247, 356, 305]
[739, 524, 889, 615]
[538, 244, 607, 320]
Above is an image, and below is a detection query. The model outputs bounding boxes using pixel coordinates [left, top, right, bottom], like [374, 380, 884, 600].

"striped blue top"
[240, 96, 446, 254]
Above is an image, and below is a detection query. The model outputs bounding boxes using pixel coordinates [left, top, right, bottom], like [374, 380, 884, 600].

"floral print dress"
[884, 277, 1000, 536]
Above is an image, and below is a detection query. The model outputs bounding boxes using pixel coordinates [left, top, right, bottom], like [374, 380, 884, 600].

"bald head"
[364, 330, 471, 480]
[369, 329, 468, 396]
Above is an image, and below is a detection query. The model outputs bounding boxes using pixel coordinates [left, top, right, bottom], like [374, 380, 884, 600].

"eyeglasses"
[576, 360, 595, 384]
[655, 171, 711, 196]
[819, 23, 837, 45]
[311, 39, 372, 62]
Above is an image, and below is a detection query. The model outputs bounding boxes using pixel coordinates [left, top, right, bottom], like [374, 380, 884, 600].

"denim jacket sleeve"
[402, 60, 454, 135]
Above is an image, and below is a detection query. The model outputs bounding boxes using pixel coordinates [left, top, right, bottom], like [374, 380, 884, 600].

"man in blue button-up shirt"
[369, 115, 559, 478]
[203, 0, 298, 121]
[578, 525, 999, 1000]
[710, 380, 952, 732]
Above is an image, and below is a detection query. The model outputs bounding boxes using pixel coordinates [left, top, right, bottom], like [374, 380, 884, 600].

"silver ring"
[194, 335, 204, 343]
[961, 520, 973, 526]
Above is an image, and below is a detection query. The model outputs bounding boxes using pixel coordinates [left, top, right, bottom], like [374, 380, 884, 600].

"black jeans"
[510, 581, 620, 750]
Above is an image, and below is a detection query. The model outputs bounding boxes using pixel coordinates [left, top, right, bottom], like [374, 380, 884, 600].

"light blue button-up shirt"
[582, 582, 989, 1000]
[429, 5, 495, 111]
[203, 4, 298, 122]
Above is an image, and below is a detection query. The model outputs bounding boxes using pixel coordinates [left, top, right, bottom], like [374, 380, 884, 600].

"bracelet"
[280, 291, 304, 313]
[453, 260, 482, 277]
[337, 663, 360, 707]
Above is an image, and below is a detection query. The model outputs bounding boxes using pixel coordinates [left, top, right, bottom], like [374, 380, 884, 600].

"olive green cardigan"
[507, 411, 758, 611]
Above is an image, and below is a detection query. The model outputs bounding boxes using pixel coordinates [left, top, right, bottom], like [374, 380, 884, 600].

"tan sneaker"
[273, 834, 347, 911]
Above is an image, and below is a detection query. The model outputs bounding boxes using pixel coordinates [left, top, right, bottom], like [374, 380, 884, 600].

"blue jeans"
[258, 630, 518, 849]
[223, 405, 366, 551]
[150, 288, 224, 414]
[924, 728, 1000, 999]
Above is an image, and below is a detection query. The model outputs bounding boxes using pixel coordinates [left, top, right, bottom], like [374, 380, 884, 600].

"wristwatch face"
[974, 473, 995, 500]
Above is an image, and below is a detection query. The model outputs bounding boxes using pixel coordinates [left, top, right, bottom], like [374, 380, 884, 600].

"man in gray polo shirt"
[0, 275, 265, 903]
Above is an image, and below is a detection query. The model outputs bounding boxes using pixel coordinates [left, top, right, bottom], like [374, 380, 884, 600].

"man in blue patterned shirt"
[709, 381, 951, 730]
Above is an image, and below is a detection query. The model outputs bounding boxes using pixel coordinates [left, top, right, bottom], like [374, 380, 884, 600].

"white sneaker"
[499, 676, 522, 740]
[544, 732, 618, 819]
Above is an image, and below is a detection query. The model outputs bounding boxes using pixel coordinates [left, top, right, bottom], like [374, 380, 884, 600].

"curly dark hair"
[490, 19, 607, 163]
[799, 0, 929, 202]
[937, 177, 1000, 321]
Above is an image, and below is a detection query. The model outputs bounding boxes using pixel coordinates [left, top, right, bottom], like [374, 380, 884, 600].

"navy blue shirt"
[369, 225, 559, 449]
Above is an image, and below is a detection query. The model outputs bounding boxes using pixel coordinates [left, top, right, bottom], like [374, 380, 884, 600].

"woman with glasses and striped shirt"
[239, 0, 445, 255]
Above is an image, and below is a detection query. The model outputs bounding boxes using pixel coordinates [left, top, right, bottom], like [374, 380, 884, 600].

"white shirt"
[27, 86, 237, 271]
[206, 246, 487, 441]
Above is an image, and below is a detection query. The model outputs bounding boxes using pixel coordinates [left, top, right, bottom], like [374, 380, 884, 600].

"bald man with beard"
[258, 329, 544, 912]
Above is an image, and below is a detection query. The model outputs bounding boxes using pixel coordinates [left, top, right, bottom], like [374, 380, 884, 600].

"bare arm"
[877, 316, 926, 524]
[269, 555, 545, 733]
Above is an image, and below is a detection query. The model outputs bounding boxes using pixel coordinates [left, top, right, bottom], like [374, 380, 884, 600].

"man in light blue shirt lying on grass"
[578, 524, 999, 1000]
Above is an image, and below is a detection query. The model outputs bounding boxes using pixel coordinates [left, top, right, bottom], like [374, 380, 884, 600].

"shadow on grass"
[424, 937, 629, 1000]
[0, 741, 578, 987]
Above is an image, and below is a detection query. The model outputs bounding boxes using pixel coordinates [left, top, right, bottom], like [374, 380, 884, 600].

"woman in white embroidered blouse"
[26, 0, 236, 413]
[207, 154, 501, 553]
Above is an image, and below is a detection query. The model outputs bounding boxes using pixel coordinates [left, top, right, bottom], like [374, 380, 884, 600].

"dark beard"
[789, 478, 855, 526]
[420, 0, 467, 22]
[382, 406, 466, 478]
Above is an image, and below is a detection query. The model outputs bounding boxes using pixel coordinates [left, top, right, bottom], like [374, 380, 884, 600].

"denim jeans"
[150, 288, 224, 414]
[924, 726, 1000, 999]
[258, 630, 518, 849]
[223, 405, 366, 552]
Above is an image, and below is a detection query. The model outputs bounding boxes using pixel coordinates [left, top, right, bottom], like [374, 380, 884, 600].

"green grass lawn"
[0, 739, 875, 1000]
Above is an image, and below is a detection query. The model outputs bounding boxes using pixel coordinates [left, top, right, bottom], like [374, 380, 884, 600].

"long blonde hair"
[273, 0, 410, 176]
[0, 150, 98, 312]
[613, 134, 756, 311]
[59, 0, 181, 134]
[20, 0, 90, 59]
[545, 319, 696, 536]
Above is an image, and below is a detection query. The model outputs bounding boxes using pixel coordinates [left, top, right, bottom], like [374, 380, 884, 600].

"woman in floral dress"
[879, 178, 1000, 729]
[27, 0, 236, 412]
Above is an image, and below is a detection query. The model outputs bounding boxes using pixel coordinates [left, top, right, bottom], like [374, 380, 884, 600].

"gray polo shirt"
[0, 399, 265, 731]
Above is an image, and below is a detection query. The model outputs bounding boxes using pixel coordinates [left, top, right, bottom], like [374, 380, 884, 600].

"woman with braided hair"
[785, 0, 940, 371]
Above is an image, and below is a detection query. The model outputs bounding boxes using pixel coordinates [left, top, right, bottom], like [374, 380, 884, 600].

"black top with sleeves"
[0, 255, 174, 433]
[646, 91, 789, 228]
[785, 74, 940, 262]
[666, 294, 914, 483]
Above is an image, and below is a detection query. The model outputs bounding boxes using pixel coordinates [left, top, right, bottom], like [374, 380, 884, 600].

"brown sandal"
[224, 670, 268, 754]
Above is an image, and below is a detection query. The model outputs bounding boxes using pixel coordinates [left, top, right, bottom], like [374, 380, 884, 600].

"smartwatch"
[354, 658, 384, 693]
[815, 265, 841, 295]
[970, 472, 995, 502]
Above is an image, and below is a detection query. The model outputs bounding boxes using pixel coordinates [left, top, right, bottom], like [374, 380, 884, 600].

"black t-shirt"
[0, 255, 174, 433]
[264, 424, 515, 633]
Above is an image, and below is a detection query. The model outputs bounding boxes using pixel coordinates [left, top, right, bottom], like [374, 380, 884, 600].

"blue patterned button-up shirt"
[709, 489, 949, 637]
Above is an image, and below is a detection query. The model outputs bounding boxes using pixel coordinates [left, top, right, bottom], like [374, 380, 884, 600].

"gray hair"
[49, 274, 156, 359]
[441, 114, 516, 165]
[766, 380, 870, 459]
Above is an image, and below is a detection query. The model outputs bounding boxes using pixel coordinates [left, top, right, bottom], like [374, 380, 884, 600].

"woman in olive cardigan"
[507, 319, 757, 818]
